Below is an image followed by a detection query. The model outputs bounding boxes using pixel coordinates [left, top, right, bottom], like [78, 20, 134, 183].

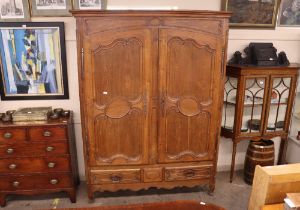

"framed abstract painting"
[0, 22, 69, 100]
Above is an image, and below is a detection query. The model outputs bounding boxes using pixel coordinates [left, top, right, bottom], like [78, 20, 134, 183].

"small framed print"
[0, 0, 30, 22]
[30, 0, 73, 17]
[278, 0, 300, 26]
[222, 0, 280, 28]
[0, 22, 69, 100]
[73, 0, 107, 10]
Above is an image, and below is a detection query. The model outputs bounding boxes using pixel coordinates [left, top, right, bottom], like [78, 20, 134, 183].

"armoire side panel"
[83, 29, 154, 166]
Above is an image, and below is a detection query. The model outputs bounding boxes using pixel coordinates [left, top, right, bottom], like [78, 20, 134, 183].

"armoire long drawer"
[0, 142, 69, 157]
[164, 166, 212, 181]
[90, 169, 141, 184]
[0, 156, 71, 173]
[0, 173, 73, 191]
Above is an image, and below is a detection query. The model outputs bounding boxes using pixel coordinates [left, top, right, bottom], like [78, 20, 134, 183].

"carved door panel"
[83, 29, 154, 166]
[158, 28, 223, 163]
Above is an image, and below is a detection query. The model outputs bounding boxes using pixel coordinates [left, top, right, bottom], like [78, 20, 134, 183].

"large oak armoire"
[72, 10, 231, 199]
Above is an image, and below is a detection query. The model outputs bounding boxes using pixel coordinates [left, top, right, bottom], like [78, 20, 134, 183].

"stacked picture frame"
[0, 0, 108, 21]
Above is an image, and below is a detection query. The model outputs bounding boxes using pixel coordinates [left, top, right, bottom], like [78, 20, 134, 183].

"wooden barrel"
[244, 140, 274, 185]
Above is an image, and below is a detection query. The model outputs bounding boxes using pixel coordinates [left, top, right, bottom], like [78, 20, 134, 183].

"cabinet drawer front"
[29, 126, 67, 141]
[0, 173, 73, 191]
[0, 142, 69, 157]
[0, 129, 26, 143]
[90, 169, 141, 184]
[0, 156, 71, 173]
[165, 166, 211, 181]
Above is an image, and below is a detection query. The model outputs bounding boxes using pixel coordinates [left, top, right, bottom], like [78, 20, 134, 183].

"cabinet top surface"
[227, 63, 300, 70]
[0, 115, 72, 128]
[70, 10, 232, 18]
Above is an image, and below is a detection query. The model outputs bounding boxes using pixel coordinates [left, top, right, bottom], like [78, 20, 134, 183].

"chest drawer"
[0, 156, 71, 173]
[90, 169, 141, 184]
[0, 142, 69, 157]
[0, 129, 26, 144]
[164, 166, 211, 181]
[0, 173, 73, 191]
[28, 126, 67, 141]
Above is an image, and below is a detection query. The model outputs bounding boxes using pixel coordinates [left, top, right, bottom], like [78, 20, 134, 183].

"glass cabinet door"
[265, 77, 292, 134]
[241, 77, 267, 135]
[222, 76, 238, 131]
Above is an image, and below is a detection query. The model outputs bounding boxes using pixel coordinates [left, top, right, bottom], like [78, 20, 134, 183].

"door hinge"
[221, 48, 225, 78]
[85, 134, 90, 160]
[81, 48, 84, 80]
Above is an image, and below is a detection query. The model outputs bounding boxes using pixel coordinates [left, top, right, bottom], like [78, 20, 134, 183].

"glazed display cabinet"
[221, 64, 299, 182]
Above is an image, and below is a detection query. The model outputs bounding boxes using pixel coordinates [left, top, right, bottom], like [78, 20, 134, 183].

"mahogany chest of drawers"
[0, 113, 79, 207]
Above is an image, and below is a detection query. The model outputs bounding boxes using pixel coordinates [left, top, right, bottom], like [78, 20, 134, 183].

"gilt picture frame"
[0, 22, 69, 100]
[222, 0, 280, 28]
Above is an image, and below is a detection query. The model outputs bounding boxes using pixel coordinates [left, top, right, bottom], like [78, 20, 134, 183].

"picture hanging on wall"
[30, 0, 73, 17]
[278, 0, 300, 26]
[222, 0, 280, 28]
[73, 0, 107, 10]
[0, 22, 69, 100]
[0, 0, 30, 22]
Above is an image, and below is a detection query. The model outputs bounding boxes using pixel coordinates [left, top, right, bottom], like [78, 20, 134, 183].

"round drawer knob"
[46, 146, 54, 152]
[12, 181, 20, 187]
[43, 131, 52, 137]
[50, 179, 58, 185]
[3, 132, 12, 139]
[48, 162, 56, 168]
[6, 148, 14, 154]
[8, 164, 17, 170]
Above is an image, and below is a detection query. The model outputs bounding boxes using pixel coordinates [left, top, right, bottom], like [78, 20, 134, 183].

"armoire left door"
[82, 28, 155, 167]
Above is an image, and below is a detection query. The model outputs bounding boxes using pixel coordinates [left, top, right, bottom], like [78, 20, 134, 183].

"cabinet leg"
[230, 141, 237, 183]
[208, 184, 215, 195]
[0, 194, 6, 207]
[88, 189, 94, 201]
[67, 190, 76, 203]
[278, 137, 288, 165]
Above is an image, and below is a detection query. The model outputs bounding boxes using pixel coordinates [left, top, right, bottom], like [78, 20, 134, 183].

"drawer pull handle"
[8, 164, 17, 170]
[111, 175, 122, 183]
[12, 181, 20, 187]
[6, 148, 14, 154]
[46, 146, 54, 152]
[3, 132, 12, 139]
[43, 131, 52, 137]
[48, 162, 56, 168]
[183, 169, 196, 178]
[50, 179, 58, 185]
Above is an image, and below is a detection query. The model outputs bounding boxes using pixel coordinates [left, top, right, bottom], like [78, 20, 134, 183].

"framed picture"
[0, 0, 30, 22]
[30, 0, 72, 17]
[278, 0, 300, 26]
[73, 0, 107, 10]
[0, 22, 69, 100]
[222, 0, 280, 28]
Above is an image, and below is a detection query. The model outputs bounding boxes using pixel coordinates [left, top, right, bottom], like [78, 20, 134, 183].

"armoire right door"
[158, 28, 224, 163]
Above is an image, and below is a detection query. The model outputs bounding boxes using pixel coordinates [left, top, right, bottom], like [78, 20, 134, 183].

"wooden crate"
[248, 164, 300, 210]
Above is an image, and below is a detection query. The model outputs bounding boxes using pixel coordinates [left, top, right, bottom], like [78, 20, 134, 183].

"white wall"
[0, 0, 299, 180]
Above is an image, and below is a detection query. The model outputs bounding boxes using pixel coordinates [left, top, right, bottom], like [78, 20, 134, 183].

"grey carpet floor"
[1, 170, 251, 210]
